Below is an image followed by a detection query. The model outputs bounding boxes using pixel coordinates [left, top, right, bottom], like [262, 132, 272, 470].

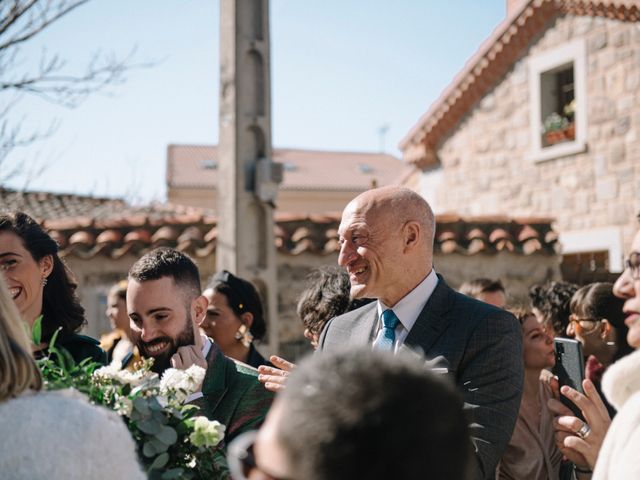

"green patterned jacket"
[190, 340, 274, 478]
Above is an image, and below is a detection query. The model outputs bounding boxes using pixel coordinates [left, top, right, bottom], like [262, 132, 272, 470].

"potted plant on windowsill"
[541, 111, 575, 146]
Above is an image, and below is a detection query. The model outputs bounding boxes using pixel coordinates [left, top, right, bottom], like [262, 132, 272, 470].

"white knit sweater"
[0, 389, 146, 480]
[592, 348, 640, 479]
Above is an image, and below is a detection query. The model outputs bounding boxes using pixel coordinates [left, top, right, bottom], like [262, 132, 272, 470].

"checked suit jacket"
[190, 341, 274, 478]
[318, 275, 524, 480]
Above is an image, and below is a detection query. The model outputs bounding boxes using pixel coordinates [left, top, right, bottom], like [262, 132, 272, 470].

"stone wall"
[67, 248, 558, 361]
[431, 15, 640, 255]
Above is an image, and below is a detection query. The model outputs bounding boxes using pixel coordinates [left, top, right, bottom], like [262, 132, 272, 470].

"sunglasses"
[227, 430, 292, 480]
[625, 251, 640, 280]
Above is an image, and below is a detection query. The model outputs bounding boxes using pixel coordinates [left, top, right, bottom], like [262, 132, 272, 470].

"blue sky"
[4, 0, 506, 202]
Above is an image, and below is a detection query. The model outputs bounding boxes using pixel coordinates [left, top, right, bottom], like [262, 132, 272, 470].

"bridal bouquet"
[35, 324, 225, 479]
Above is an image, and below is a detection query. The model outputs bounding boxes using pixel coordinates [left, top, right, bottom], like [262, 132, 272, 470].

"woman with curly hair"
[0, 211, 105, 364]
[529, 281, 579, 337]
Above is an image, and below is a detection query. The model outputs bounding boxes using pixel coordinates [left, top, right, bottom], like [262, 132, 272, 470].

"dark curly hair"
[296, 266, 373, 338]
[529, 281, 578, 336]
[0, 211, 86, 342]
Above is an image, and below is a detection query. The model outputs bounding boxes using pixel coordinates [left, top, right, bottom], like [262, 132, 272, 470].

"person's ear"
[192, 295, 208, 325]
[566, 321, 575, 337]
[39, 255, 53, 279]
[600, 319, 613, 341]
[402, 221, 421, 252]
[240, 312, 254, 329]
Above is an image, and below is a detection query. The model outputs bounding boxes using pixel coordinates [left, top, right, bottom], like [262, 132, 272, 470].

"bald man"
[319, 186, 523, 480]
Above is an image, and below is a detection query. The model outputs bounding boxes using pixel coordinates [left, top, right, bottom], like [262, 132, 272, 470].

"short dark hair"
[0, 211, 86, 341]
[570, 282, 632, 361]
[459, 278, 505, 298]
[128, 248, 201, 298]
[529, 281, 578, 335]
[278, 349, 472, 480]
[205, 270, 266, 341]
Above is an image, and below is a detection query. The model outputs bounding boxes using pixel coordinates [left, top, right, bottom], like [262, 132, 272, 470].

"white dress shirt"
[374, 268, 439, 352]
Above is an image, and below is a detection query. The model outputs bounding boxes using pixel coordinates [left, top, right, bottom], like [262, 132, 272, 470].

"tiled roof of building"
[166, 144, 412, 191]
[48, 213, 558, 260]
[1, 188, 558, 258]
[399, 0, 639, 169]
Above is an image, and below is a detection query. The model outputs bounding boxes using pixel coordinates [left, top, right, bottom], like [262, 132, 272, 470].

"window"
[200, 159, 217, 170]
[560, 227, 624, 284]
[561, 251, 618, 285]
[540, 64, 575, 148]
[528, 39, 586, 162]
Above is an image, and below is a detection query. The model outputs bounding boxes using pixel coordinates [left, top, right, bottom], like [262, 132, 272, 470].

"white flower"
[93, 364, 158, 389]
[160, 365, 206, 401]
[114, 396, 133, 416]
[189, 417, 225, 448]
[93, 364, 121, 381]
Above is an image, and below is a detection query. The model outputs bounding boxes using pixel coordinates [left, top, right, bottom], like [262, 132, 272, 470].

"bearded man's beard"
[137, 315, 196, 375]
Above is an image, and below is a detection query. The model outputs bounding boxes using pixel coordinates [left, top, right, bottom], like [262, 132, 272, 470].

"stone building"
[400, 0, 640, 284]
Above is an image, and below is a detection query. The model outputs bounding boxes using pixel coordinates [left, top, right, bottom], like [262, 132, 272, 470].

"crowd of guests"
[0, 185, 639, 479]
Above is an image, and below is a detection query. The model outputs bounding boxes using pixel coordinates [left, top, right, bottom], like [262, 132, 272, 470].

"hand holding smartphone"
[552, 338, 585, 420]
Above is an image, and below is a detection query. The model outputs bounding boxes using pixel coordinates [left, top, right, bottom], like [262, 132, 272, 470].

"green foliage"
[36, 331, 224, 479]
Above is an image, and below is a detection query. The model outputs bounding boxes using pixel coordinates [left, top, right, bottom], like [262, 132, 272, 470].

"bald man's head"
[338, 186, 436, 306]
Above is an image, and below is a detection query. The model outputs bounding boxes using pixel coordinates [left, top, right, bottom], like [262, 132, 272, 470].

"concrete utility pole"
[217, 0, 282, 354]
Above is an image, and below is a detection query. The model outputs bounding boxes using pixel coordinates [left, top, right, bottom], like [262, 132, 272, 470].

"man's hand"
[171, 319, 208, 371]
[257, 355, 296, 392]
[547, 377, 611, 470]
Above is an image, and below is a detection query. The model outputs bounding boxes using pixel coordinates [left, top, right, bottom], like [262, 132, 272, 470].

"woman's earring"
[234, 324, 254, 348]
[42, 277, 48, 287]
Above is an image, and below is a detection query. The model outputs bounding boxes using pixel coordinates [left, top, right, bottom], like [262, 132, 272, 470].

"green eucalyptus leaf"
[155, 425, 178, 446]
[142, 441, 157, 458]
[31, 315, 43, 345]
[151, 410, 166, 423]
[148, 397, 164, 411]
[150, 437, 169, 453]
[138, 419, 162, 435]
[160, 468, 184, 479]
[133, 397, 151, 416]
[148, 452, 169, 470]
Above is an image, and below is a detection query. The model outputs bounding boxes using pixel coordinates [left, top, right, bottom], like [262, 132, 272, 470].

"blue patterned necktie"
[373, 309, 399, 352]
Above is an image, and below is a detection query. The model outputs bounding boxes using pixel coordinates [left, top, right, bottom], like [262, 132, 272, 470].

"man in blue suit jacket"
[318, 186, 523, 480]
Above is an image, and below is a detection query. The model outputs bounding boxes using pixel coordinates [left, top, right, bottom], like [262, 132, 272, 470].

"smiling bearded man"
[126, 248, 273, 478]
[318, 186, 524, 480]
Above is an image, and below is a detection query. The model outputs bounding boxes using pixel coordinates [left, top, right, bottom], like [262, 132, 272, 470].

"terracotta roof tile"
[1, 188, 558, 258]
[400, 0, 639, 168]
[166, 145, 412, 191]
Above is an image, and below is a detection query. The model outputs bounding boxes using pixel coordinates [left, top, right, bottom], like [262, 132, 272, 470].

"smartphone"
[552, 338, 585, 419]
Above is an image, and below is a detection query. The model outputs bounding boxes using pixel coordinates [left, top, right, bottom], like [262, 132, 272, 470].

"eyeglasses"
[568, 314, 600, 334]
[227, 430, 292, 480]
[624, 252, 640, 280]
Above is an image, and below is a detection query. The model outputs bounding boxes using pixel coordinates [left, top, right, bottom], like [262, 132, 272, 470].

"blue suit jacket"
[318, 276, 523, 480]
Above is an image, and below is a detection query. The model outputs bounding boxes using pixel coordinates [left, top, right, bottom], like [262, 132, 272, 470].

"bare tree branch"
[0, 1, 90, 50]
[0, 0, 155, 188]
